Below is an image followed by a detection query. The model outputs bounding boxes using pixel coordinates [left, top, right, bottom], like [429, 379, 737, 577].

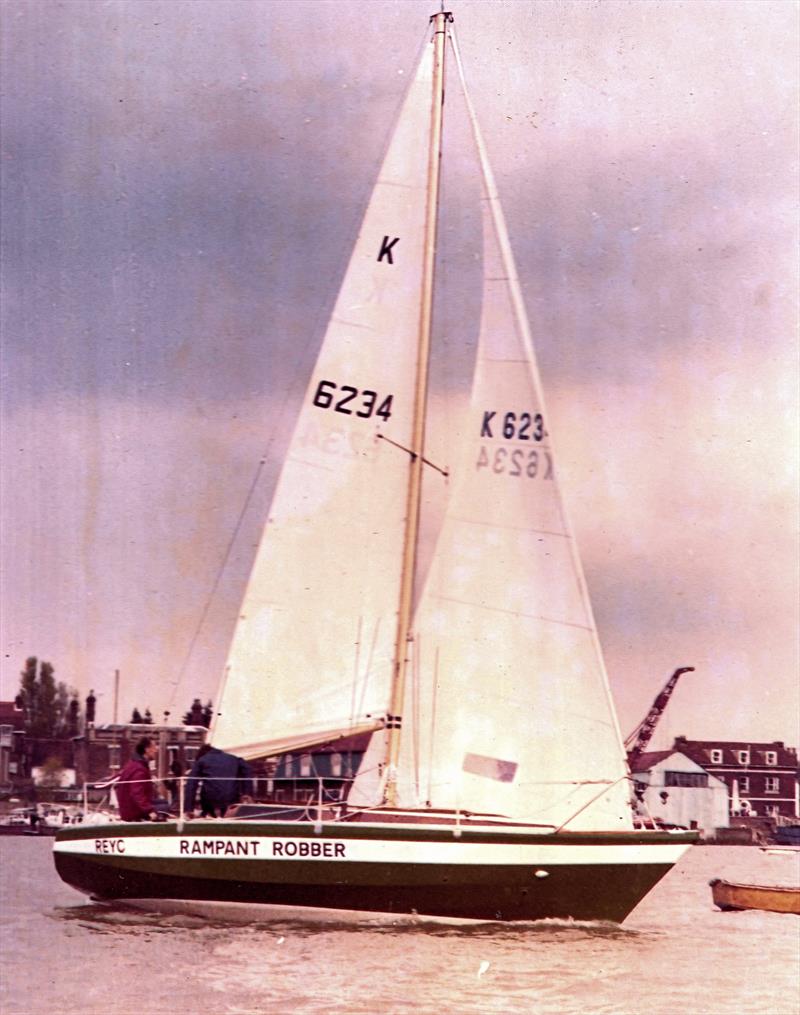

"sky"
[2, 0, 798, 751]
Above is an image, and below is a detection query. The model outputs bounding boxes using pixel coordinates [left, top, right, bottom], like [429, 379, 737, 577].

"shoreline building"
[671, 737, 798, 820]
[629, 748, 729, 835]
[0, 700, 27, 795]
[73, 723, 208, 786]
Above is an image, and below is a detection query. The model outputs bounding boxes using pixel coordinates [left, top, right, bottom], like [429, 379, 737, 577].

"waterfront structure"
[72, 723, 207, 784]
[672, 737, 798, 819]
[629, 749, 729, 835]
[0, 700, 26, 795]
[268, 733, 370, 802]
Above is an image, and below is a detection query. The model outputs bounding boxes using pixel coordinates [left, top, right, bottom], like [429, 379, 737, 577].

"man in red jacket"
[115, 736, 158, 821]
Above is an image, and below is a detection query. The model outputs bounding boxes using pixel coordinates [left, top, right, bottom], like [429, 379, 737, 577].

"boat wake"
[51, 900, 638, 940]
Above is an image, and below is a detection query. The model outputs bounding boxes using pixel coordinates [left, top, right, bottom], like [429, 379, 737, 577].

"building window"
[330, 752, 342, 777]
[765, 777, 780, 794]
[737, 777, 749, 793]
[299, 754, 311, 777]
[765, 751, 777, 766]
[664, 771, 708, 788]
[285, 755, 294, 777]
[108, 745, 120, 769]
[184, 747, 198, 764]
[737, 750, 750, 765]
[709, 749, 723, 764]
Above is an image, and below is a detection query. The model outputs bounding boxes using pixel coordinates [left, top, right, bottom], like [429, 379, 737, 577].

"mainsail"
[212, 42, 436, 760]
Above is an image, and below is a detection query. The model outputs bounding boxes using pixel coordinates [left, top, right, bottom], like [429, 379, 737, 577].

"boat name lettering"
[312, 380, 394, 421]
[480, 410, 546, 442]
[179, 839, 261, 856]
[272, 840, 346, 858]
[377, 235, 400, 264]
[476, 445, 554, 480]
[95, 838, 125, 854]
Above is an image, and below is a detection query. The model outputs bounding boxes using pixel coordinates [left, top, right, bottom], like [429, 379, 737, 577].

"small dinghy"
[710, 878, 800, 915]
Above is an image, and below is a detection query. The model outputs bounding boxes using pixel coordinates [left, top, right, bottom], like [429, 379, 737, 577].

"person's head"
[196, 743, 212, 760]
[135, 736, 157, 761]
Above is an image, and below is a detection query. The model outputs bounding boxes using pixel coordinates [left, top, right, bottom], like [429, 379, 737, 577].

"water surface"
[1, 839, 798, 1014]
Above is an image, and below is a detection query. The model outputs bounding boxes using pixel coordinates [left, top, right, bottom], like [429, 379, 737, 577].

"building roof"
[672, 737, 797, 767]
[629, 750, 674, 773]
[0, 701, 26, 731]
[312, 732, 371, 754]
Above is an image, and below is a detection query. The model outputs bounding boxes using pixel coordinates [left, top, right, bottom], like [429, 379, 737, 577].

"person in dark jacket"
[185, 744, 252, 817]
[115, 737, 158, 821]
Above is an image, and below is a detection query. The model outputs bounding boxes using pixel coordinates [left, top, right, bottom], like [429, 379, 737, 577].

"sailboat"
[53, 11, 695, 924]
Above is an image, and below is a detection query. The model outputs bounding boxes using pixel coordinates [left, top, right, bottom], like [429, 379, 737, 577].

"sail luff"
[385, 12, 450, 807]
[449, 25, 629, 763]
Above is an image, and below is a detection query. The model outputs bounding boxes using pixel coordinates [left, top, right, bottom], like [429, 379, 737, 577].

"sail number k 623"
[312, 380, 394, 420]
[480, 410, 546, 441]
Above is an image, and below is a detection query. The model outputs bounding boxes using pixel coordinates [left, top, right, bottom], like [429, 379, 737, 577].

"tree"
[52, 680, 77, 738]
[183, 698, 205, 726]
[17, 657, 81, 738]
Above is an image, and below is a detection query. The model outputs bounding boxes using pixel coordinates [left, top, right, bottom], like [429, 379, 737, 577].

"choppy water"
[1, 839, 798, 1015]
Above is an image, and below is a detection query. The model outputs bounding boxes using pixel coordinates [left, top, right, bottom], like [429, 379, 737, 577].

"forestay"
[212, 42, 436, 760]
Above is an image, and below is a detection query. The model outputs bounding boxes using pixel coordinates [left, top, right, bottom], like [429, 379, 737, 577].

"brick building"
[73, 723, 208, 786]
[268, 733, 370, 803]
[0, 700, 27, 794]
[671, 737, 798, 819]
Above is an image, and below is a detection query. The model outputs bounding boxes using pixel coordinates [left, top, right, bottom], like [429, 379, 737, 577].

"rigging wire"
[349, 615, 363, 730]
[166, 454, 268, 706]
[425, 646, 440, 806]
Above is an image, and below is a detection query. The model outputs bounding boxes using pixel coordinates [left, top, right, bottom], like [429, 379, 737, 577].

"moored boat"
[710, 878, 800, 915]
[774, 825, 800, 847]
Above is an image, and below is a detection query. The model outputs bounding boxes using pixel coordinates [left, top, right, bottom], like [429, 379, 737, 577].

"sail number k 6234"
[312, 380, 394, 421]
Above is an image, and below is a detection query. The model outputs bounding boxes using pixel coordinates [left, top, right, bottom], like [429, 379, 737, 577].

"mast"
[384, 10, 451, 807]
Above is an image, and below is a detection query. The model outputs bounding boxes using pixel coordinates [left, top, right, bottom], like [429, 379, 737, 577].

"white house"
[629, 750, 729, 836]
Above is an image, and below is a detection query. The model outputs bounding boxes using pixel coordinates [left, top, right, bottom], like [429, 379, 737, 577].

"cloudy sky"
[2, 0, 797, 750]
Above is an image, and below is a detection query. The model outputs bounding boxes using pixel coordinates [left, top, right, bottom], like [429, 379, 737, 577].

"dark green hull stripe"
[54, 852, 673, 923]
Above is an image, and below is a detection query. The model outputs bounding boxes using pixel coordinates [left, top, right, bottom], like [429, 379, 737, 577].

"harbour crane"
[625, 667, 694, 769]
